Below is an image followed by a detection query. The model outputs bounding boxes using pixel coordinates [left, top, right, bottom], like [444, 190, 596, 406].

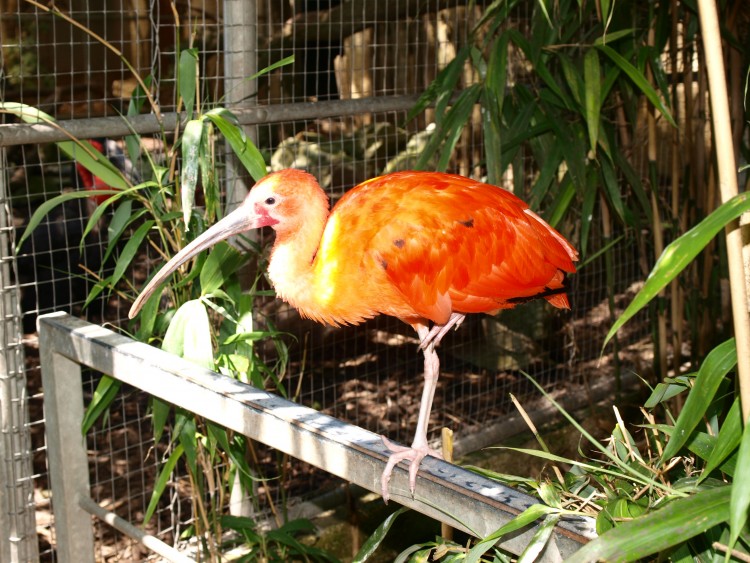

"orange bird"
[129, 169, 578, 502]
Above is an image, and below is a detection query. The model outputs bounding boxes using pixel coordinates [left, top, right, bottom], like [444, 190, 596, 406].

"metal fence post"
[0, 146, 40, 562]
[38, 314, 95, 563]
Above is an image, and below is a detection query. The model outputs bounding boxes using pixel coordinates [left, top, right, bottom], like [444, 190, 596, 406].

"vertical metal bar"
[223, 0, 259, 208]
[0, 147, 40, 562]
[222, 3, 260, 518]
[38, 315, 95, 563]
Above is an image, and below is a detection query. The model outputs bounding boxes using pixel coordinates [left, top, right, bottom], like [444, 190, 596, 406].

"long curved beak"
[128, 205, 261, 319]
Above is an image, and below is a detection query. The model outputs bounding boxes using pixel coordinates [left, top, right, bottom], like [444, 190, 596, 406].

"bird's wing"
[336, 172, 577, 324]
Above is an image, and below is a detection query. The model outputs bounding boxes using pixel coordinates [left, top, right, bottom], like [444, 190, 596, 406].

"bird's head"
[128, 169, 328, 319]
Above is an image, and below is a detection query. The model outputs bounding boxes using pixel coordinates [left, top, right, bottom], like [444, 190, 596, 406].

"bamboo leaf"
[110, 220, 154, 288]
[729, 418, 750, 547]
[81, 375, 121, 434]
[596, 44, 676, 127]
[0, 103, 131, 189]
[144, 443, 184, 524]
[466, 504, 555, 563]
[205, 108, 267, 181]
[436, 85, 482, 171]
[605, 192, 750, 345]
[180, 119, 204, 228]
[701, 398, 742, 480]
[568, 486, 732, 562]
[518, 514, 560, 563]
[179, 49, 199, 120]
[659, 339, 737, 463]
[200, 241, 247, 296]
[162, 300, 214, 370]
[16, 190, 112, 251]
[583, 49, 601, 154]
[353, 507, 410, 563]
[151, 396, 171, 444]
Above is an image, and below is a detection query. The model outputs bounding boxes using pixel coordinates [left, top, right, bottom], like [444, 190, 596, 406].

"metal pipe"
[0, 96, 422, 147]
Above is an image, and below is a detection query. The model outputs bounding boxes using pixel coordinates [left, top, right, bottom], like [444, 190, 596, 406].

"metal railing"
[38, 312, 596, 562]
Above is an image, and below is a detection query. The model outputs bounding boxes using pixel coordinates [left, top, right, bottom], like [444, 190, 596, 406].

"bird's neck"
[266, 210, 328, 316]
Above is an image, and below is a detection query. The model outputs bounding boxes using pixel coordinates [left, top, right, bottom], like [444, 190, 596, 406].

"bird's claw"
[380, 436, 443, 503]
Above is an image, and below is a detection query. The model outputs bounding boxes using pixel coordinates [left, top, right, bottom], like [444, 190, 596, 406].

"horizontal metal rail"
[38, 313, 595, 562]
[0, 95, 422, 147]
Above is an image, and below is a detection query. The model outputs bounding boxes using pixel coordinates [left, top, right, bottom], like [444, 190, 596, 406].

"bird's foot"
[380, 436, 443, 503]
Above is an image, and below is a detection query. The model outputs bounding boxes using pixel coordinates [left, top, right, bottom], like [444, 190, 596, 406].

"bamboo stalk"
[669, 0, 684, 378]
[696, 0, 750, 423]
[647, 26, 668, 380]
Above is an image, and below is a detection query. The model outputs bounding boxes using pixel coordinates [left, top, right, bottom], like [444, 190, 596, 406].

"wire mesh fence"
[1, 1, 655, 561]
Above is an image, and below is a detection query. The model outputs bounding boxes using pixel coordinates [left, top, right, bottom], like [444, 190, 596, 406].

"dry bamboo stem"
[647, 26, 669, 380]
[696, 0, 750, 423]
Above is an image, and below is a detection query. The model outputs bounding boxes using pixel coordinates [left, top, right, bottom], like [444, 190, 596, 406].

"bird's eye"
[265, 197, 276, 205]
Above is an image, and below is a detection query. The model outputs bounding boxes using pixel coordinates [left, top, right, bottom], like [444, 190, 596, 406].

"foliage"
[1, 9, 331, 561]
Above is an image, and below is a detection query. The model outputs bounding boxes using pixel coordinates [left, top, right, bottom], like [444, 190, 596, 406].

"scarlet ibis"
[128, 169, 578, 501]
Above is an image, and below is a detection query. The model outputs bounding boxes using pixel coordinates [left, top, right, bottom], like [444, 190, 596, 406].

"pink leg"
[380, 322, 456, 502]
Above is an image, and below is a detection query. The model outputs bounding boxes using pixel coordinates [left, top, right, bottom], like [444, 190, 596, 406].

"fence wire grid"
[1, 1, 654, 561]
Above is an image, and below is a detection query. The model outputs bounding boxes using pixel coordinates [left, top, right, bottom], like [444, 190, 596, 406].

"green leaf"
[583, 49, 601, 154]
[81, 375, 121, 434]
[179, 48, 199, 119]
[111, 220, 154, 288]
[353, 507, 410, 563]
[204, 108, 267, 181]
[199, 241, 247, 296]
[466, 504, 555, 563]
[729, 418, 750, 547]
[568, 486, 732, 562]
[162, 300, 214, 370]
[659, 339, 737, 463]
[1, 103, 131, 190]
[144, 443, 184, 524]
[518, 514, 559, 563]
[151, 396, 171, 444]
[435, 85, 483, 171]
[596, 44, 676, 127]
[701, 397, 742, 480]
[180, 119, 204, 228]
[16, 190, 110, 251]
[605, 192, 750, 345]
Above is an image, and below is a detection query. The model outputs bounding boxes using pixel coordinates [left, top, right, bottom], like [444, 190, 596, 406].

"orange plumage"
[129, 169, 578, 501]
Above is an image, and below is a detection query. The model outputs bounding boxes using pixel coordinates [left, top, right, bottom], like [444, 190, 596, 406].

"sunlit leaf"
[605, 192, 750, 345]
[466, 504, 555, 563]
[353, 507, 410, 562]
[569, 486, 731, 562]
[180, 119, 204, 228]
[659, 339, 736, 463]
[729, 419, 750, 547]
[205, 108, 267, 181]
[162, 300, 214, 370]
[518, 514, 559, 563]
